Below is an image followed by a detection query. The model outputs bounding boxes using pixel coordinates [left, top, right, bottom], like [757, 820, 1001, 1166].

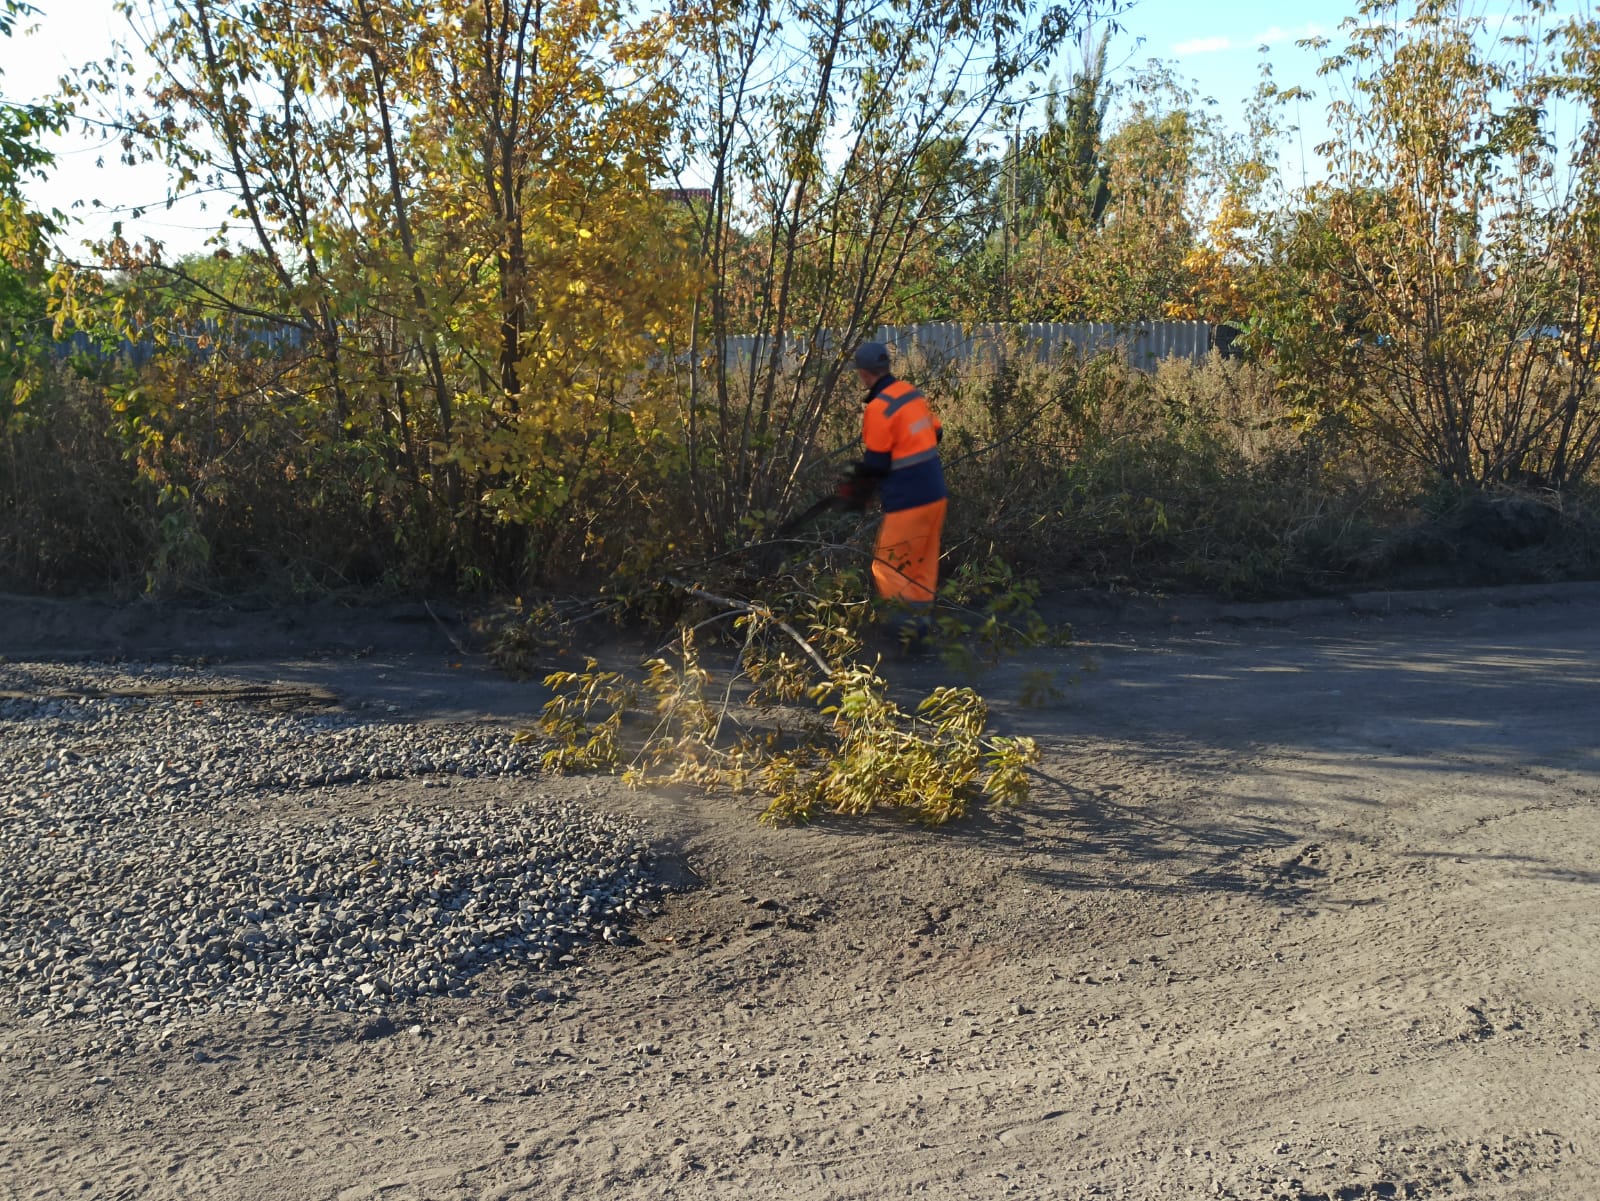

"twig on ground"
[666, 579, 835, 677]
[422, 600, 473, 656]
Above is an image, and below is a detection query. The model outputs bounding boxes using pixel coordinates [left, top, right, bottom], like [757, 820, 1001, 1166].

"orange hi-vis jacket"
[859, 376, 947, 513]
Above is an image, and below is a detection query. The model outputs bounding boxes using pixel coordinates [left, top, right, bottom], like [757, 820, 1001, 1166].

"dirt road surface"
[2, 585, 1598, 1200]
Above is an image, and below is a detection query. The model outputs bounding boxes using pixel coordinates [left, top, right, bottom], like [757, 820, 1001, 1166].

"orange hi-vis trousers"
[872, 498, 946, 606]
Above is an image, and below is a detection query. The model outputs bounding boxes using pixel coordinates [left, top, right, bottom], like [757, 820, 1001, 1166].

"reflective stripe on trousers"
[872, 498, 946, 606]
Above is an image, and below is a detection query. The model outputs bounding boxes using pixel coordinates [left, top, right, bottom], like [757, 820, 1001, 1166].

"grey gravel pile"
[0, 661, 667, 1026]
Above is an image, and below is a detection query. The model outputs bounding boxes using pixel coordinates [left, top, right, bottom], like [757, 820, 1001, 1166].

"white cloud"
[1172, 35, 1232, 55]
[1253, 22, 1330, 48]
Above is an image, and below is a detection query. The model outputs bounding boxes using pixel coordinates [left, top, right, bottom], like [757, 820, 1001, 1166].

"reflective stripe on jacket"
[860, 376, 947, 513]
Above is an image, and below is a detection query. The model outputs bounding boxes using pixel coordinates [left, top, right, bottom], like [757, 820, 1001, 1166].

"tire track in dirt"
[6, 598, 1600, 1199]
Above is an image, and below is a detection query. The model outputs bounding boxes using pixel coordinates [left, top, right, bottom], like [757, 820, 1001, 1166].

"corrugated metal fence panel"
[722, 321, 1213, 372]
[51, 320, 310, 366]
[48, 320, 1212, 372]
[719, 332, 812, 372]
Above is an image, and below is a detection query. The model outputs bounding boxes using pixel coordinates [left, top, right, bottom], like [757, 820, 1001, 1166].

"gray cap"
[853, 341, 891, 373]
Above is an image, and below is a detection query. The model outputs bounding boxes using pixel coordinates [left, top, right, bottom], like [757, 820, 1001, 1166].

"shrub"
[919, 344, 1400, 598]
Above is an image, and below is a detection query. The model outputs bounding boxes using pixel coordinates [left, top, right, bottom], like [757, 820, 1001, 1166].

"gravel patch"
[0, 661, 668, 1027]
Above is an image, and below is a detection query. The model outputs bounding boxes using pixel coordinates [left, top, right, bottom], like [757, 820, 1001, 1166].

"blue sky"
[0, 0, 1366, 257]
[1106, 0, 1345, 97]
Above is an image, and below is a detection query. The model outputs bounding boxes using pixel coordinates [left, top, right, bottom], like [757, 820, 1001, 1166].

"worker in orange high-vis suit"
[836, 341, 947, 639]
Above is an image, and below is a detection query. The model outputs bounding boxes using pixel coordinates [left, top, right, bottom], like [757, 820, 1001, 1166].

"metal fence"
[51, 321, 307, 369]
[721, 320, 1216, 374]
[50, 318, 1217, 375]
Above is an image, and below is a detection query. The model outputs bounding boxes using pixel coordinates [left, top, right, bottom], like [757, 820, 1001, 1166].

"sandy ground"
[2, 584, 1598, 1201]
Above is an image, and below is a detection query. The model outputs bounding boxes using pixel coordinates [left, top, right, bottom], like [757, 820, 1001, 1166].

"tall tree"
[0, 0, 66, 413]
[61, 0, 697, 584]
[1037, 28, 1114, 237]
[668, 0, 1128, 541]
[1267, 0, 1600, 490]
[999, 60, 1220, 322]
